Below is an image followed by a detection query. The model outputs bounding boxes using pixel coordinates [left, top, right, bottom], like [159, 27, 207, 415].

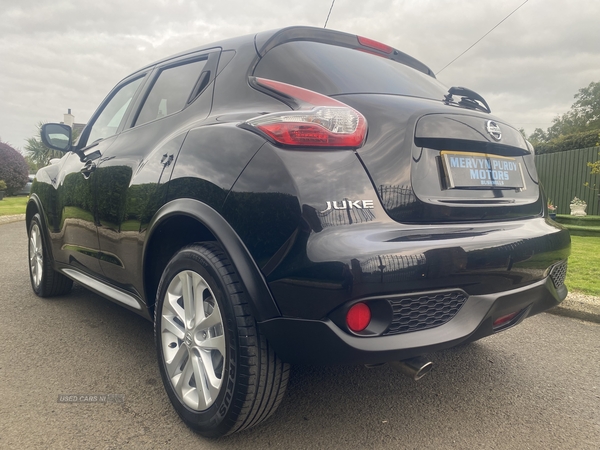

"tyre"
[28, 213, 73, 297]
[154, 242, 289, 437]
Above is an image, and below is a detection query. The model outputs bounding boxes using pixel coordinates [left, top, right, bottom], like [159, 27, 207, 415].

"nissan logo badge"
[486, 120, 502, 141]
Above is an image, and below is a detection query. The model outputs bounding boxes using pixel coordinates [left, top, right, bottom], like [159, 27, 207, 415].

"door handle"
[81, 160, 96, 179]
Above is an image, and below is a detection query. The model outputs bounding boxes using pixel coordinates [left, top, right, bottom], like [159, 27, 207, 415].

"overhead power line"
[324, 0, 336, 28]
[437, 0, 530, 74]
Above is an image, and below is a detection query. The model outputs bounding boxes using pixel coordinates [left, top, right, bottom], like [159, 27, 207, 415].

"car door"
[54, 74, 148, 279]
[94, 50, 218, 300]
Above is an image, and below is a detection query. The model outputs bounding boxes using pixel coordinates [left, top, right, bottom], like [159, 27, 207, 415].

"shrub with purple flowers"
[0, 140, 29, 195]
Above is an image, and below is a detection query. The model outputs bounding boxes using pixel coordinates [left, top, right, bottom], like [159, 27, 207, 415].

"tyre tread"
[29, 214, 73, 297]
[165, 242, 289, 436]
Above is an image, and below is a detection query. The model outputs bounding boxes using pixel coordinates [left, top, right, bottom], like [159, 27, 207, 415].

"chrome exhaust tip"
[390, 357, 433, 381]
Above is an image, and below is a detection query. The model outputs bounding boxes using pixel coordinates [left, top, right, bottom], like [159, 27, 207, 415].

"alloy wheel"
[160, 270, 226, 411]
[29, 223, 43, 289]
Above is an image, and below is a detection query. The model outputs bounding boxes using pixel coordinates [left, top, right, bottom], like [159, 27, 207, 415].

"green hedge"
[534, 130, 600, 154]
[555, 214, 600, 227]
[554, 214, 600, 236]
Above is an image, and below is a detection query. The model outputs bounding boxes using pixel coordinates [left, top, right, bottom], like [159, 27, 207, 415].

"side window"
[87, 76, 145, 145]
[135, 59, 207, 127]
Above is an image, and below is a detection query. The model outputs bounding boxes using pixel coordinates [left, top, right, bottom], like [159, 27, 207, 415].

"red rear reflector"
[245, 78, 367, 149]
[346, 303, 371, 332]
[357, 36, 393, 54]
[493, 311, 520, 328]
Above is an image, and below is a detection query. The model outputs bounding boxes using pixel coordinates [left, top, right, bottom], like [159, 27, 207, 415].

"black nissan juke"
[28, 26, 570, 437]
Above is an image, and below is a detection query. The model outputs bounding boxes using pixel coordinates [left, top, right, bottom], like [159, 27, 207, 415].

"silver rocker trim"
[61, 268, 142, 310]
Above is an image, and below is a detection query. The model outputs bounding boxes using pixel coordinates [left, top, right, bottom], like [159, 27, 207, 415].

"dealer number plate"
[441, 151, 525, 189]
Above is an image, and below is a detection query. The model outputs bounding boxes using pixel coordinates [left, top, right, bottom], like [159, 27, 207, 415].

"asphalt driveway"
[1, 220, 598, 449]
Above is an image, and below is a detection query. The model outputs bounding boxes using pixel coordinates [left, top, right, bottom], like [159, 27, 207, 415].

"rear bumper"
[258, 276, 566, 365]
[268, 217, 571, 320]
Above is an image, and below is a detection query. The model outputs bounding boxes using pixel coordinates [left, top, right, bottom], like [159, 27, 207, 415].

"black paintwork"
[28, 26, 570, 364]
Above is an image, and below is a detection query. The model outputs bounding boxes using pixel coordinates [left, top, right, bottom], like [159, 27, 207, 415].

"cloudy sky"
[1, 0, 599, 151]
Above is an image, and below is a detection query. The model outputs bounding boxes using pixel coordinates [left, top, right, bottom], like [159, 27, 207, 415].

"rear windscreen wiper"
[444, 86, 491, 113]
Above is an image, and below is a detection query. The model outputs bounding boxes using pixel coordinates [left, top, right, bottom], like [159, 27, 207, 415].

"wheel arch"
[26, 194, 41, 229]
[143, 198, 281, 322]
[26, 194, 56, 263]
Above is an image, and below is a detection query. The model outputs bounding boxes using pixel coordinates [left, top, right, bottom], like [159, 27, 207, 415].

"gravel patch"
[566, 291, 600, 306]
[547, 291, 600, 323]
[0, 214, 25, 225]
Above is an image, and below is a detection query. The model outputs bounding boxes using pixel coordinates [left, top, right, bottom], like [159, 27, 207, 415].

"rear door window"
[254, 41, 447, 100]
[135, 59, 207, 126]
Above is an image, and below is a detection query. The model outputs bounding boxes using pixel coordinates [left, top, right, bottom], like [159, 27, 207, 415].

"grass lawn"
[566, 235, 600, 297]
[0, 196, 28, 216]
[62, 206, 94, 222]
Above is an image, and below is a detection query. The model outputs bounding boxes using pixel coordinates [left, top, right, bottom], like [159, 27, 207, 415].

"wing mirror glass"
[41, 123, 72, 152]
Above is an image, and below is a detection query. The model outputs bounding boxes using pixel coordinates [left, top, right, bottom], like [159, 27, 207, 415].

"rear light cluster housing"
[243, 77, 367, 149]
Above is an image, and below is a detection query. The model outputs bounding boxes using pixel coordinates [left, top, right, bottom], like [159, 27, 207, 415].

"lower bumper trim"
[258, 277, 565, 365]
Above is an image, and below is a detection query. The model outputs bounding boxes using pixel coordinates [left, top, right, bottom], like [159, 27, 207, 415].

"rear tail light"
[246, 107, 364, 147]
[243, 77, 367, 149]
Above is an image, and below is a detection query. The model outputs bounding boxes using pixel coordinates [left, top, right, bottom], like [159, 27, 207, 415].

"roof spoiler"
[253, 26, 436, 78]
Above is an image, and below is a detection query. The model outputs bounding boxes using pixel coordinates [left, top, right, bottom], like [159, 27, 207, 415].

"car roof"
[132, 30, 263, 75]
[126, 26, 435, 80]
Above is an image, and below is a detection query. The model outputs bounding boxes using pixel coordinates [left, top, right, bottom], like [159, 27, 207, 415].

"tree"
[572, 81, 600, 130]
[589, 151, 600, 175]
[528, 81, 600, 154]
[533, 81, 600, 143]
[24, 122, 69, 168]
[24, 155, 41, 172]
[528, 127, 548, 145]
[546, 109, 580, 140]
[0, 140, 29, 195]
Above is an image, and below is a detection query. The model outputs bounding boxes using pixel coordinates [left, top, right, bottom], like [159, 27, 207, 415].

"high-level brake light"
[357, 36, 394, 54]
[244, 77, 367, 149]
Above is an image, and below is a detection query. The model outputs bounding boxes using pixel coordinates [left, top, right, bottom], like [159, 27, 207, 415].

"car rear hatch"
[340, 93, 542, 224]
[252, 31, 542, 225]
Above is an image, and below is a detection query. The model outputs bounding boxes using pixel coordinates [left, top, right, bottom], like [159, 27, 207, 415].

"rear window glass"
[254, 41, 447, 100]
[136, 59, 207, 126]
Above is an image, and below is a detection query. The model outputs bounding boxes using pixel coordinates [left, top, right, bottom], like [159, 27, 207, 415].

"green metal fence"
[535, 147, 600, 216]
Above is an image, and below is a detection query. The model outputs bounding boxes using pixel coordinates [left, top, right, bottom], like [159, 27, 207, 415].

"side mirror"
[41, 123, 72, 152]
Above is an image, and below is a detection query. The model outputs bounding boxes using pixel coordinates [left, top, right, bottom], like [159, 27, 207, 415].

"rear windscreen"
[254, 41, 447, 100]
